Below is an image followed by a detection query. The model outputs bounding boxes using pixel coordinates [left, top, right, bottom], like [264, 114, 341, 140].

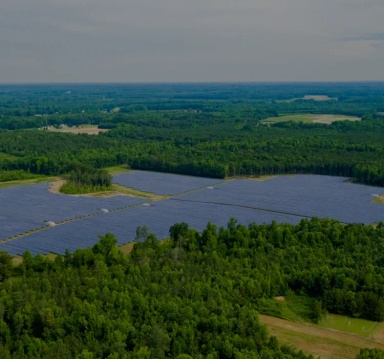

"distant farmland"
[0, 172, 383, 255]
[262, 114, 361, 125]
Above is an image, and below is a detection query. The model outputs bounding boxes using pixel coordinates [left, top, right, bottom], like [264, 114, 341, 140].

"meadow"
[262, 113, 361, 124]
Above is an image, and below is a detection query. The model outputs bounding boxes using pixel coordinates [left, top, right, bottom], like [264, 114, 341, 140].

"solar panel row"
[113, 170, 222, 195]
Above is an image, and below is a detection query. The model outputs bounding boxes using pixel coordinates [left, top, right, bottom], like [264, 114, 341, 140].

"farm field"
[1, 172, 384, 255]
[262, 114, 361, 124]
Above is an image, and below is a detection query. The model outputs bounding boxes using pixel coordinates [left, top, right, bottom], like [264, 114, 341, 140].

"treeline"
[0, 118, 384, 185]
[2, 218, 384, 357]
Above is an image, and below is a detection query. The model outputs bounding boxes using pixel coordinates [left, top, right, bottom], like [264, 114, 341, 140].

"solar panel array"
[113, 171, 222, 195]
[0, 183, 145, 240]
[172, 175, 384, 224]
[1, 174, 383, 256]
[0, 199, 301, 255]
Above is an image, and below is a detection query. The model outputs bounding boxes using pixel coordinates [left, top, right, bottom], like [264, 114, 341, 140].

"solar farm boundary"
[0, 180, 228, 245]
[170, 197, 348, 224]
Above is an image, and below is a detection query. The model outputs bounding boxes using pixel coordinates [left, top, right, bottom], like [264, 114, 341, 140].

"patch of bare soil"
[48, 180, 66, 194]
[236, 175, 276, 181]
[259, 314, 384, 359]
[274, 296, 286, 301]
[52, 128, 109, 135]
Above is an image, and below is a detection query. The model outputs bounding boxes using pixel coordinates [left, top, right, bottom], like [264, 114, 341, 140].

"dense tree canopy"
[1, 219, 384, 357]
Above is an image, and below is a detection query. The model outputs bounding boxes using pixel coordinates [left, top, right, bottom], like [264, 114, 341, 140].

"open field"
[0, 176, 55, 189]
[259, 314, 384, 359]
[48, 125, 109, 135]
[303, 95, 336, 101]
[262, 114, 361, 125]
[278, 95, 338, 103]
[319, 314, 380, 338]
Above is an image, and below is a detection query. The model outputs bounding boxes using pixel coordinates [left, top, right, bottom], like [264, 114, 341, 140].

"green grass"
[257, 294, 316, 322]
[104, 165, 131, 174]
[319, 314, 380, 338]
[0, 176, 52, 189]
[262, 114, 361, 125]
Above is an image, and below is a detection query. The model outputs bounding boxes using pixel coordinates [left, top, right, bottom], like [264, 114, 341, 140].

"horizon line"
[1, 80, 384, 86]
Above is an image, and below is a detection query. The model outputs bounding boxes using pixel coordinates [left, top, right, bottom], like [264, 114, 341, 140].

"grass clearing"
[277, 95, 338, 103]
[262, 114, 361, 125]
[260, 314, 384, 359]
[0, 177, 54, 189]
[87, 184, 166, 200]
[104, 165, 131, 175]
[372, 195, 384, 206]
[319, 314, 380, 338]
[48, 125, 109, 135]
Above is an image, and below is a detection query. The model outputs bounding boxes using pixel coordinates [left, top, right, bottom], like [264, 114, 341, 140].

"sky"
[1, 0, 384, 83]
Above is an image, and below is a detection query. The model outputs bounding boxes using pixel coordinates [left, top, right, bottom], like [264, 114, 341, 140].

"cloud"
[0, 1, 384, 82]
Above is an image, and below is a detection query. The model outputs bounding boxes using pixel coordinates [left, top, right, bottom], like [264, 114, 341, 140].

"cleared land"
[47, 179, 164, 200]
[373, 194, 384, 206]
[260, 314, 384, 359]
[303, 95, 336, 101]
[319, 314, 380, 338]
[262, 114, 361, 125]
[48, 125, 109, 135]
[278, 95, 338, 103]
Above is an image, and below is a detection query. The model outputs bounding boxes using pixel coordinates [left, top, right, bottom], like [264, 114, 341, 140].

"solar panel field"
[1, 172, 383, 255]
[113, 170, 223, 195]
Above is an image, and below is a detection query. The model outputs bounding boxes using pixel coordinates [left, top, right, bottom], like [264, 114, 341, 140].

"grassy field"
[260, 314, 384, 359]
[319, 314, 380, 338]
[257, 295, 384, 358]
[0, 177, 54, 189]
[262, 114, 361, 125]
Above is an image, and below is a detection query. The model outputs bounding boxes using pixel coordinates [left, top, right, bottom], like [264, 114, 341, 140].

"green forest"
[2, 219, 384, 357]
[0, 83, 384, 185]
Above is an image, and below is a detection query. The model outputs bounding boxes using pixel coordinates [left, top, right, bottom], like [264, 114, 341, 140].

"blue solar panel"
[172, 175, 384, 224]
[1, 174, 383, 256]
[0, 182, 146, 240]
[0, 199, 302, 255]
[113, 171, 222, 195]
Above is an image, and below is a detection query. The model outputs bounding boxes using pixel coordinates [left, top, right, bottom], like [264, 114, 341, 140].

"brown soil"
[50, 128, 109, 135]
[48, 180, 66, 194]
[259, 314, 384, 359]
[274, 296, 286, 301]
